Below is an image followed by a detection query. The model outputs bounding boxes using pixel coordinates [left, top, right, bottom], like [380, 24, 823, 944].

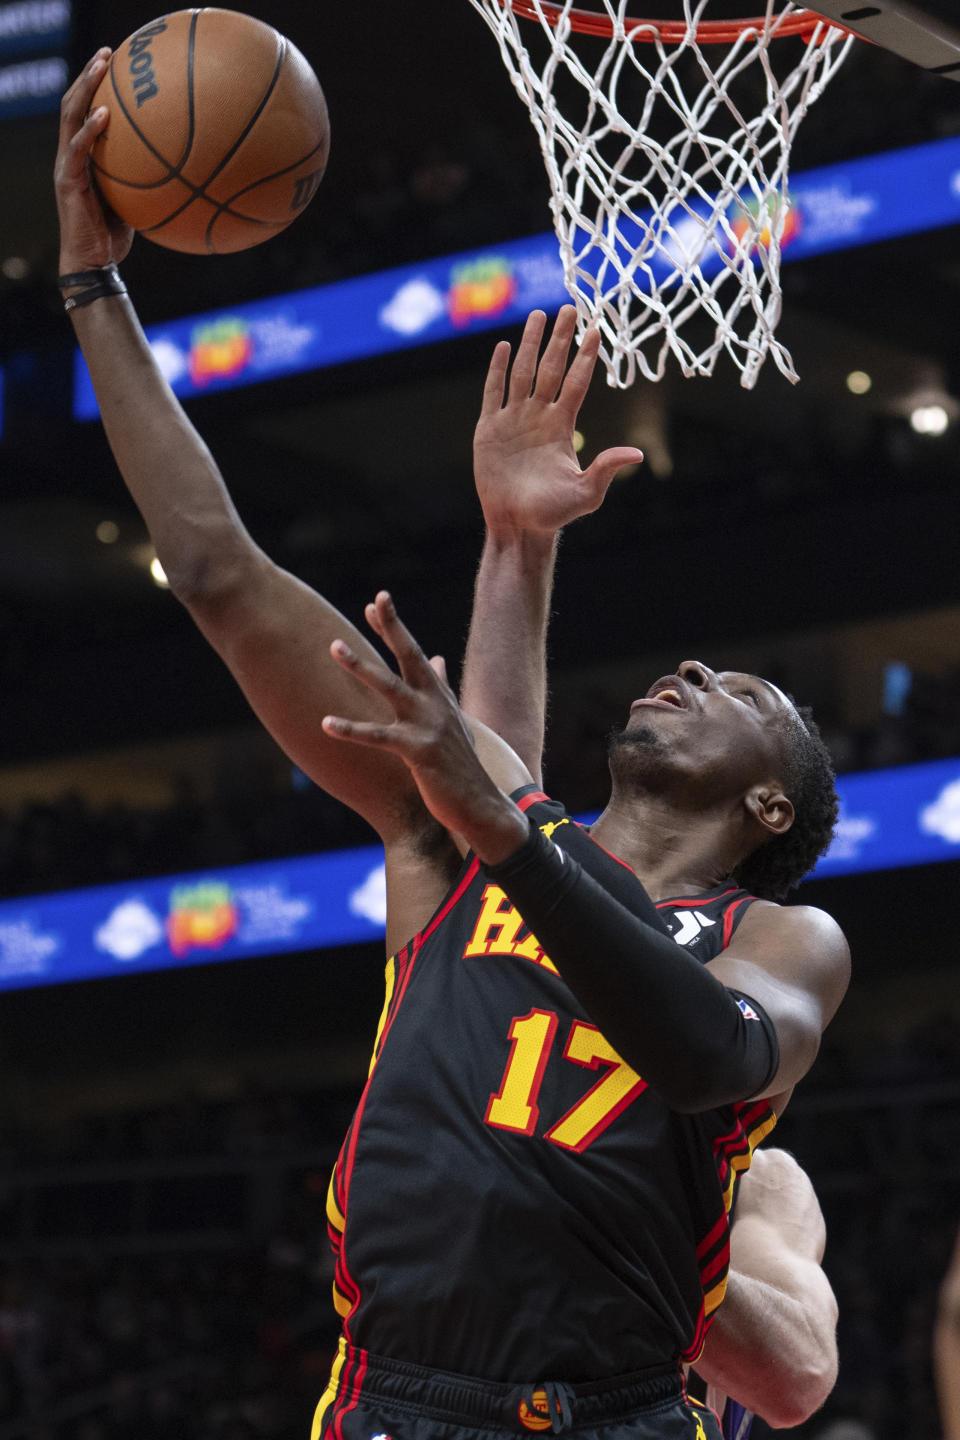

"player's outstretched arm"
[693, 1149, 839, 1429]
[55, 54, 424, 842]
[463, 308, 642, 780]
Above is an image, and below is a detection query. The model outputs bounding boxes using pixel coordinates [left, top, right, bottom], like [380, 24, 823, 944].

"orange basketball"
[89, 8, 330, 255]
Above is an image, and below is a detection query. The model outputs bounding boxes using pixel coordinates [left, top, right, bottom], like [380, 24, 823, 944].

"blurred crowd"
[0, 1021, 954, 1440]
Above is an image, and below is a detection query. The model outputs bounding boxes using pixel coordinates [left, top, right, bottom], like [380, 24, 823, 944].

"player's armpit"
[706, 902, 850, 1100]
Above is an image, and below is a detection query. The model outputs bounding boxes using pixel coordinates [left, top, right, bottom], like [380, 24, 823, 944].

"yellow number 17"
[484, 1009, 648, 1153]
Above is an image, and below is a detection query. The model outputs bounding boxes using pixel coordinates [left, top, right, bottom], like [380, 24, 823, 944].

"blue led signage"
[0, 0, 70, 59]
[0, 0, 70, 118]
[0, 755, 957, 992]
[72, 134, 960, 420]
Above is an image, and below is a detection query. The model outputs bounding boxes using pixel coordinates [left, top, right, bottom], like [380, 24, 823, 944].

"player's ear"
[744, 783, 794, 838]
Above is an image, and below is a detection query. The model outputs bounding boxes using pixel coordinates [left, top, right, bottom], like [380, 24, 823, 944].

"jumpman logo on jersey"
[692, 1414, 707, 1440]
[539, 818, 571, 841]
[671, 910, 717, 947]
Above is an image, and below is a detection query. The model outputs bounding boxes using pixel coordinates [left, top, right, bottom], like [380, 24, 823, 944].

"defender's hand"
[322, 592, 529, 864]
[473, 306, 643, 538]
[55, 50, 135, 274]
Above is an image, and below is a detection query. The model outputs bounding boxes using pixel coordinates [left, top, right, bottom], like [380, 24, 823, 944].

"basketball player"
[461, 313, 839, 1436]
[56, 53, 848, 1440]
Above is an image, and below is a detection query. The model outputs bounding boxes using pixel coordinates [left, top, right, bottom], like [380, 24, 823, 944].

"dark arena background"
[0, 2, 959, 1437]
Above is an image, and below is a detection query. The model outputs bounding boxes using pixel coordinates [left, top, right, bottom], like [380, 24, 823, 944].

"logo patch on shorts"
[518, 1389, 555, 1432]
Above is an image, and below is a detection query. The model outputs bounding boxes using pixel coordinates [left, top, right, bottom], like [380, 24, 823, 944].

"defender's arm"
[463, 307, 642, 780]
[693, 1149, 838, 1429]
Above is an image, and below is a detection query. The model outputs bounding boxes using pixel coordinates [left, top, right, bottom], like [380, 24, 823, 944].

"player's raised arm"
[54, 53, 424, 842]
[693, 1148, 839, 1428]
[463, 308, 642, 781]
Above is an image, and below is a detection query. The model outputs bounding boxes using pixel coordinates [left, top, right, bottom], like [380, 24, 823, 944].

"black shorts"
[312, 1340, 722, 1440]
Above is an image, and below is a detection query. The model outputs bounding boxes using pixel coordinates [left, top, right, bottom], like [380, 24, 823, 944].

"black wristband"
[58, 263, 127, 312]
[57, 263, 122, 289]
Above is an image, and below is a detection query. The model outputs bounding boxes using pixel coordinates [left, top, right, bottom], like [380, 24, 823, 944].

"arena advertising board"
[0, 0, 69, 118]
[70, 133, 960, 418]
[1, 755, 960, 992]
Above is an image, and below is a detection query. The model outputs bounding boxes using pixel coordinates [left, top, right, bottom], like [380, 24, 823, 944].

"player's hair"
[734, 704, 838, 902]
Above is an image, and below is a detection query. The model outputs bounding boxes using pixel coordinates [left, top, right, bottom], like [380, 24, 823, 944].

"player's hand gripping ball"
[89, 8, 330, 254]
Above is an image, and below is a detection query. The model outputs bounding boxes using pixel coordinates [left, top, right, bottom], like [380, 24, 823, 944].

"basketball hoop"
[503, 1, 836, 43]
[466, 0, 857, 387]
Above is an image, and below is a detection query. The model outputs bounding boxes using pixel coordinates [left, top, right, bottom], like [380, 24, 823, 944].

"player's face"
[613, 660, 797, 800]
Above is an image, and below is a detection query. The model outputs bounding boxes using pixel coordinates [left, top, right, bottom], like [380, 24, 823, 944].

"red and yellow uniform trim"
[682, 1097, 777, 1363]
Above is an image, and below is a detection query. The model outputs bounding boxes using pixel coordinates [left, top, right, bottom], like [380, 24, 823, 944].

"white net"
[465, 0, 855, 387]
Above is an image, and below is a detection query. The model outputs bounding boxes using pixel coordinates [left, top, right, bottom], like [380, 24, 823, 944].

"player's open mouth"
[632, 678, 690, 710]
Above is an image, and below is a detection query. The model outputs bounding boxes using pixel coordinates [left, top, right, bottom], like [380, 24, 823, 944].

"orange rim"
[500, 1, 852, 42]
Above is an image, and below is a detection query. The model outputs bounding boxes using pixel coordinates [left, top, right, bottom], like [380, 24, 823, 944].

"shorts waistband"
[333, 1340, 683, 1434]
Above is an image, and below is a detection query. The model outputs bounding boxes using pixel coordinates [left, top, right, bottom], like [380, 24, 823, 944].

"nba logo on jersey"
[736, 998, 760, 1022]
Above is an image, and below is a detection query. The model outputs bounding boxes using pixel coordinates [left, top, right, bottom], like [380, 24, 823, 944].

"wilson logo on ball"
[127, 18, 167, 108]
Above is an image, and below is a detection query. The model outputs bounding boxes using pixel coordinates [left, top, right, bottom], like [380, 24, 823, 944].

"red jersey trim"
[722, 896, 751, 948]
[655, 888, 740, 910]
[331, 858, 482, 1343]
[332, 1347, 366, 1440]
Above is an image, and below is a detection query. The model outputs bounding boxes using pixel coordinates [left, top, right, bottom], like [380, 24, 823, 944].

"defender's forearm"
[696, 1235, 838, 1428]
[69, 292, 254, 597]
[461, 528, 558, 782]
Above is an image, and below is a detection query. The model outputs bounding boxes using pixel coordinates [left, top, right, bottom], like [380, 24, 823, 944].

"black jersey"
[326, 790, 777, 1384]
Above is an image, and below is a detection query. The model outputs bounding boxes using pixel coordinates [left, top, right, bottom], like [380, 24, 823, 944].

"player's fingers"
[429, 655, 450, 688]
[507, 310, 548, 401]
[321, 715, 402, 750]
[58, 50, 111, 140]
[62, 105, 110, 180]
[556, 325, 602, 417]
[480, 341, 512, 416]
[533, 304, 578, 401]
[322, 714, 437, 769]
[365, 592, 437, 688]
[329, 638, 410, 711]
[582, 446, 644, 498]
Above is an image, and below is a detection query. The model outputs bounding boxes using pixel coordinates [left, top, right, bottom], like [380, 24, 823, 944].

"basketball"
[88, 8, 330, 255]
